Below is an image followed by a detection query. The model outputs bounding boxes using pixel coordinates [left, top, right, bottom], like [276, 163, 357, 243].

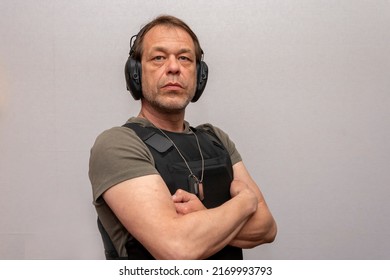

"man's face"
[141, 25, 197, 113]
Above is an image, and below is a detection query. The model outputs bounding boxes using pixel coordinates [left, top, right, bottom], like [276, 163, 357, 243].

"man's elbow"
[263, 221, 277, 244]
[250, 220, 278, 248]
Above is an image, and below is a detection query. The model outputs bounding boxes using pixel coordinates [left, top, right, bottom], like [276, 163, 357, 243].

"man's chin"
[155, 96, 192, 112]
[151, 100, 190, 114]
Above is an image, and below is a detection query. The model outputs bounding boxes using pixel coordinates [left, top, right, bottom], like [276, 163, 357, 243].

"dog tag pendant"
[188, 174, 199, 196]
[198, 181, 204, 201]
[188, 174, 204, 201]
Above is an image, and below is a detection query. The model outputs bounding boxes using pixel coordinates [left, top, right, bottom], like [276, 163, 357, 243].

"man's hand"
[172, 189, 206, 215]
[230, 179, 258, 206]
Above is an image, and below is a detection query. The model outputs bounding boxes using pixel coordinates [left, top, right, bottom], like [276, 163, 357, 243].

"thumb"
[172, 189, 193, 203]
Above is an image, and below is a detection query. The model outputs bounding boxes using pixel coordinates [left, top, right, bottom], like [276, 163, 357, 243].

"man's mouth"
[162, 82, 183, 90]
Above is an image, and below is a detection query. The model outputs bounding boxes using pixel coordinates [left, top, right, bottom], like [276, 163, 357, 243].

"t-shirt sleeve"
[198, 123, 242, 165]
[88, 126, 159, 204]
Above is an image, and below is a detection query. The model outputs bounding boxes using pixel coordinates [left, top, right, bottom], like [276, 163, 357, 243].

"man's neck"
[138, 107, 186, 132]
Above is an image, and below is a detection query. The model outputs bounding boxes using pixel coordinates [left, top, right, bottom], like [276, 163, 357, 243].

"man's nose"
[166, 56, 180, 74]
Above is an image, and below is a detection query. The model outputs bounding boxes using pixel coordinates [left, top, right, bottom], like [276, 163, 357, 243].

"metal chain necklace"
[152, 124, 205, 201]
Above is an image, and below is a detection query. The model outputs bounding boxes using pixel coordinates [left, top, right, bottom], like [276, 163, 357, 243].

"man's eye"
[178, 56, 190, 61]
[153, 56, 165, 61]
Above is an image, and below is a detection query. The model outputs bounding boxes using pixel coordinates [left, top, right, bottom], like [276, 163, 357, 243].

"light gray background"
[1, 0, 389, 259]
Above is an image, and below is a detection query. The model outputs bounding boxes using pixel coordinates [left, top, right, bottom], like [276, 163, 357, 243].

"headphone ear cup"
[125, 56, 142, 100]
[192, 61, 208, 102]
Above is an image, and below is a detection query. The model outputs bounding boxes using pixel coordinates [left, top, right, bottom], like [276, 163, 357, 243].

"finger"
[174, 202, 190, 215]
[172, 189, 186, 202]
[172, 189, 195, 202]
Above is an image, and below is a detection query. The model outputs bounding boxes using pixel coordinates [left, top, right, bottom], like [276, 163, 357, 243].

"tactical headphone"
[124, 31, 209, 102]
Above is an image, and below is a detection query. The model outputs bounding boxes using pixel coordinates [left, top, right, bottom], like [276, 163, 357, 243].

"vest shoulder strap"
[123, 122, 172, 153]
[122, 122, 224, 152]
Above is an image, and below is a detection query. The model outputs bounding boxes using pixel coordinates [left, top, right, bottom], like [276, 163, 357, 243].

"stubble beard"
[143, 91, 194, 114]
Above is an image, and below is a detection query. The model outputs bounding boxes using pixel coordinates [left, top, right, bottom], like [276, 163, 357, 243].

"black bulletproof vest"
[99, 123, 243, 260]
[126, 123, 234, 208]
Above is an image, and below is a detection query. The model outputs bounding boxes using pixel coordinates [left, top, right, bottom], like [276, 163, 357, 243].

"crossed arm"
[103, 161, 277, 259]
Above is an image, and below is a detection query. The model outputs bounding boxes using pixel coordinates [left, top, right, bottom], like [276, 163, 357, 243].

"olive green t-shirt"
[88, 117, 242, 257]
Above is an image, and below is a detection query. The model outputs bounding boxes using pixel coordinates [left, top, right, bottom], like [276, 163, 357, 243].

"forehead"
[142, 25, 195, 53]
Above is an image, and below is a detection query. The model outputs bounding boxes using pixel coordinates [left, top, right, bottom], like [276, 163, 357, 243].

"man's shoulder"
[94, 126, 136, 145]
[196, 123, 242, 165]
[197, 122, 222, 132]
[91, 124, 149, 156]
[196, 123, 229, 140]
[94, 117, 146, 143]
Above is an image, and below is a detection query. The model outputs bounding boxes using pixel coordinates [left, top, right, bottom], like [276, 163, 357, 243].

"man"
[89, 15, 277, 260]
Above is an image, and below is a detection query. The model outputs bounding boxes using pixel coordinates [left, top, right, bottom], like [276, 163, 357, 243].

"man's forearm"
[228, 162, 277, 248]
[167, 188, 258, 259]
[229, 201, 277, 248]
